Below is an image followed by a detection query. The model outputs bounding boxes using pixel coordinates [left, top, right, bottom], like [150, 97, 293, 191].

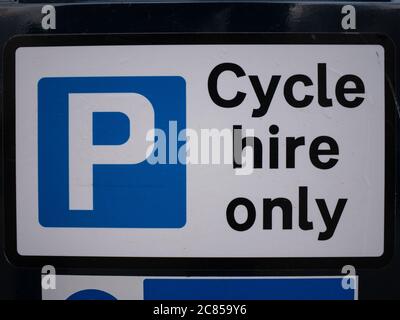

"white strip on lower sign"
[41, 275, 358, 300]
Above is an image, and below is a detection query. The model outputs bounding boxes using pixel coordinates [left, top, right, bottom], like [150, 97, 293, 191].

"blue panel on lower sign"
[143, 278, 355, 300]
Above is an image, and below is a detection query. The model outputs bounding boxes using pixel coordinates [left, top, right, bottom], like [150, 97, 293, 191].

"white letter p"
[68, 93, 154, 210]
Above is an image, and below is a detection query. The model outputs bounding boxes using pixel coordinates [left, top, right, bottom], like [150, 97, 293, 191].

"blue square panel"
[38, 76, 186, 228]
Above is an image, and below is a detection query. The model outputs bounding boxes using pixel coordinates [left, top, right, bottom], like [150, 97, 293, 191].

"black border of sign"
[2, 33, 396, 271]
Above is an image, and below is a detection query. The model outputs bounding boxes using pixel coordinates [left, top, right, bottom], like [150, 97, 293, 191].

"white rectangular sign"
[5, 34, 394, 267]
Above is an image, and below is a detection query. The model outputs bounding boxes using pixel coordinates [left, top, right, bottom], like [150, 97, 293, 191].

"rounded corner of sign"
[375, 246, 393, 268]
[374, 44, 385, 56]
[4, 35, 33, 60]
[4, 36, 22, 54]
[374, 33, 395, 49]
[175, 76, 186, 85]
[356, 247, 393, 269]
[38, 216, 50, 229]
[4, 244, 25, 268]
[37, 77, 49, 89]
[176, 217, 187, 229]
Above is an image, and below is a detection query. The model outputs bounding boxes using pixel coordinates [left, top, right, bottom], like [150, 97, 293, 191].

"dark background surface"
[0, 1, 399, 299]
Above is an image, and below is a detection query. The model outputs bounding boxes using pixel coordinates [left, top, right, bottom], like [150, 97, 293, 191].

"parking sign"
[4, 34, 395, 268]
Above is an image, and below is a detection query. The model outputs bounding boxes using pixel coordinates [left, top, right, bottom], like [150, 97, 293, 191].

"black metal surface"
[0, 1, 399, 299]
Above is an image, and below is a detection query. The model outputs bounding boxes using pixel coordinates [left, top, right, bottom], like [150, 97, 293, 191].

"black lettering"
[316, 198, 347, 240]
[284, 74, 313, 108]
[335, 74, 365, 108]
[227, 198, 256, 231]
[309, 136, 339, 170]
[286, 136, 305, 168]
[233, 125, 262, 169]
[208, 63, 246, 108]
[318, 63, 333, 107]
[263, 198, 293, 230]
[249, 75, 281, 118]
[269, 125, 279, 169]
[299, 186, 313, 230]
